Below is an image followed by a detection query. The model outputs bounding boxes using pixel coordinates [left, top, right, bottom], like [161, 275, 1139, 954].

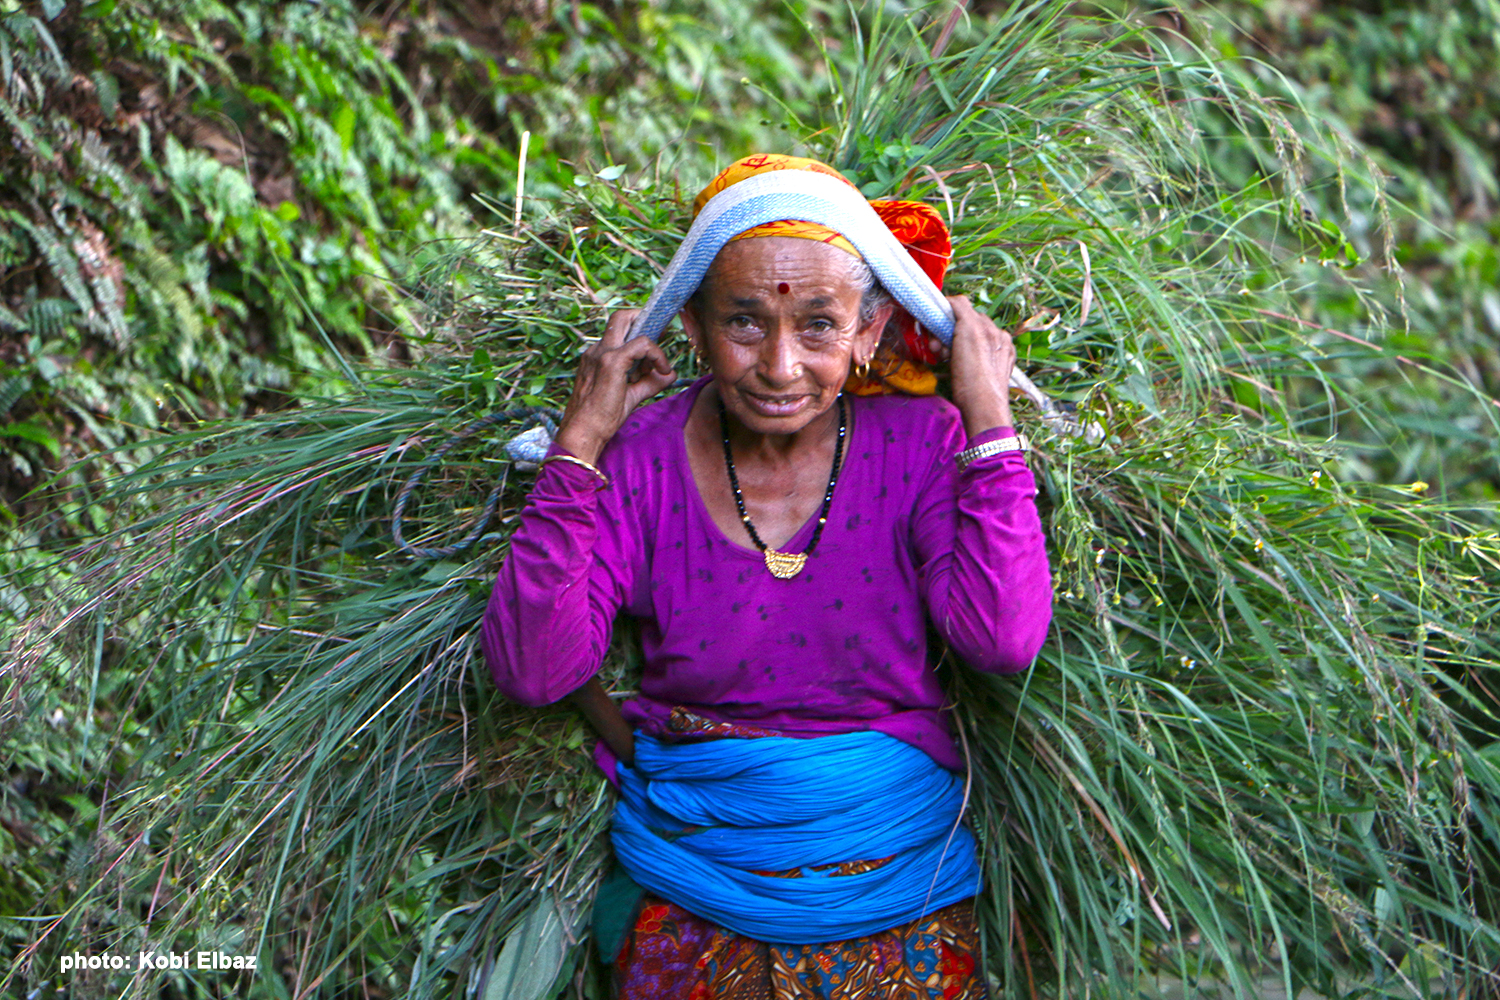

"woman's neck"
[683, 377, 853, 553]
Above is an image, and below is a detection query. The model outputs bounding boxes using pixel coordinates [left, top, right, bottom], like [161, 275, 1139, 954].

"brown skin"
[679, 239, 890, 550]
[553, 237, 1017, 551]
[553, 309, 677, 465]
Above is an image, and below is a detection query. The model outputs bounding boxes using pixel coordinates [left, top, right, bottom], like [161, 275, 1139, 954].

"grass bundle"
[6, 3, 1500, 998]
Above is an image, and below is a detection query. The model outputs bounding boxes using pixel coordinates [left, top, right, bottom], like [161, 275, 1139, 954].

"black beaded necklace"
[718, 394, 847, 580]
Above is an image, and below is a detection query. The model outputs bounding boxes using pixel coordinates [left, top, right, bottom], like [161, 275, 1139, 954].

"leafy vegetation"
[4, 0, 1500, 998]
[0, 0, 486, 492]
[1174, 0, 1500, 498]
[0, 0, 821, 512]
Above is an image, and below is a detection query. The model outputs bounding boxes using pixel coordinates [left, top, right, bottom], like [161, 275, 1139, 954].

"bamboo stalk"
[514, 130, 531, 231]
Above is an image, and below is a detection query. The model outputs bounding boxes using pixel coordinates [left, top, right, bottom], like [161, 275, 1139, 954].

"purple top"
[481, 378, 1052, 771]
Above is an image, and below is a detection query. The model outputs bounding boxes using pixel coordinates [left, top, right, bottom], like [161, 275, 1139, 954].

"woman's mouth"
[743, 392, 811, 417]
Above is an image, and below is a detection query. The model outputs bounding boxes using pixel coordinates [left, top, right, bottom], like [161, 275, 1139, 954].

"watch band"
[955, 433, 1030, 471]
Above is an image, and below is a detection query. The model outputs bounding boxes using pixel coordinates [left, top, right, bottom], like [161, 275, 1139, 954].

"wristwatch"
[955, 433, 1031, 471]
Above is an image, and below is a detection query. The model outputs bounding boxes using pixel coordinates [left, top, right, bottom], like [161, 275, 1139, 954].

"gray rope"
[391, 406, 561, 560]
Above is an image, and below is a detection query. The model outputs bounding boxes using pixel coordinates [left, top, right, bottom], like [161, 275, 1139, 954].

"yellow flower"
[1409, 481, 1430, 494]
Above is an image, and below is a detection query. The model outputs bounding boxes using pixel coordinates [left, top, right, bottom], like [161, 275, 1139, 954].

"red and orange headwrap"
[693, 154, 952, 395]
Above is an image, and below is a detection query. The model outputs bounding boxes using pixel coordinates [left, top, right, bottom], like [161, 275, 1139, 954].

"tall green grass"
[7, 3, 1500, 998]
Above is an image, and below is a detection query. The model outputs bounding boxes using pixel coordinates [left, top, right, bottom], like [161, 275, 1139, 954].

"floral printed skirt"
[612, 890, 988, 1000]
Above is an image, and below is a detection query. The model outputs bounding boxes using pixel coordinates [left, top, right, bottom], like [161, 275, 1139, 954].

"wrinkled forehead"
[695, 237, 865, 300]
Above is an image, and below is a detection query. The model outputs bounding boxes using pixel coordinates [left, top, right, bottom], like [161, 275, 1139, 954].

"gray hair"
[848, 257, 894, 330]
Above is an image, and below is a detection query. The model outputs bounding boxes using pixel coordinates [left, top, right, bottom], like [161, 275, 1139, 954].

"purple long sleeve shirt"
[481, 378, 1052, 771]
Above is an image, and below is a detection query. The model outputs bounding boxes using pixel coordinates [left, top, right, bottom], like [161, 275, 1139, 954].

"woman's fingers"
[949, 296, 1014, 360]
[592, 311, 665, 384]
[635, 337, 676, 380]
[628, 364, 678, 408]
[599, 308, 641, 348]
[950, 296, 1002, 340]
[555, 310, 671, 462]
[614, 337, 676, 402]
[945, 295, 1016, 436]
[599, 334, 672, 390]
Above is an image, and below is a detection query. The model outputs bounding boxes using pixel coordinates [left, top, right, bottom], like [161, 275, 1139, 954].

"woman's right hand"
[553, 309, 676, 464]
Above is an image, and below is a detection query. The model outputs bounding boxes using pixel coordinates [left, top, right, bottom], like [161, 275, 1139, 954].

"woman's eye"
[722, 316, 762, 340]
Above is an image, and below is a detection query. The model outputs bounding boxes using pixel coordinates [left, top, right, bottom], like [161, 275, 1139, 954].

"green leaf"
[481, 896, 570, 1000]
[0, 376, 30, 417]
[334, 104, 356, 155]
[1, 420, 60, 457]
[419, 562, 463, 584]
[62, 794, 98, 821]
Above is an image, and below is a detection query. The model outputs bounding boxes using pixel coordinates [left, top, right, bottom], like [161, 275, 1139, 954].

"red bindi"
[777, 282, 790, 295]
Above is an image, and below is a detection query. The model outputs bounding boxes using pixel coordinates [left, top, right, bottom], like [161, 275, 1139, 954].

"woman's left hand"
[932, 296, 1015, 437]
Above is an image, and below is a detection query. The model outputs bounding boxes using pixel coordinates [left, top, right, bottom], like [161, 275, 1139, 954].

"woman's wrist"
[969, 425, 1019, 445]
[959, 396, 1014, 439]
[553, 424, 609, 465]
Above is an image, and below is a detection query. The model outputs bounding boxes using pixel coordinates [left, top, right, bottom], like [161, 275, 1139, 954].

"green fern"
[0, 301, 25, 333]
[23, 297, 79, 339]
[0, 375, 30, 417]
[7, 215, 95, 329]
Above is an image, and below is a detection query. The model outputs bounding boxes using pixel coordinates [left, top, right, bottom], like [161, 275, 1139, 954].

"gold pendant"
[763, 548, 807, 579]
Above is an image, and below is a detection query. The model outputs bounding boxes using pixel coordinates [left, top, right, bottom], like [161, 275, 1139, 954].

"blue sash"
[610, 730, 982, 944]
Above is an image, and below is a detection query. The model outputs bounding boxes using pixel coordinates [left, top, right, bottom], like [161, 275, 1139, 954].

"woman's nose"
[758, 329, 802, 385]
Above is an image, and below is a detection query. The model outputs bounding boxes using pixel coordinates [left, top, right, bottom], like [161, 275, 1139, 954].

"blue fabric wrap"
[624, 170, 957, 348]
[610, 730, 982, 944]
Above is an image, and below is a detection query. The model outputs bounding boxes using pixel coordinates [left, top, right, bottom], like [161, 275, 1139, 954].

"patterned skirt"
[612, 889, 987, 999]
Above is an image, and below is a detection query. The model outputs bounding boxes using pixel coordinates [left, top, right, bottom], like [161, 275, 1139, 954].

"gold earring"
[855, 358, 871, 379]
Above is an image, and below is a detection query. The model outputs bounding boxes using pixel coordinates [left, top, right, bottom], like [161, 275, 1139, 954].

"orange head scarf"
[692, 154, 952, 395]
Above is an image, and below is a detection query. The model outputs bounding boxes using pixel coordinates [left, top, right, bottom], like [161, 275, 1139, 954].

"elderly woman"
[482, 155, 1051, 999]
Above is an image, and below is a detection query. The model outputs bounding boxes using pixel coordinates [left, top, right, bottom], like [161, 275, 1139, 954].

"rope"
[391, 405, 560, 560]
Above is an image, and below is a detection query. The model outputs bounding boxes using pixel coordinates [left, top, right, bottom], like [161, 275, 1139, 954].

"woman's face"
[681, 237, 889, 438]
